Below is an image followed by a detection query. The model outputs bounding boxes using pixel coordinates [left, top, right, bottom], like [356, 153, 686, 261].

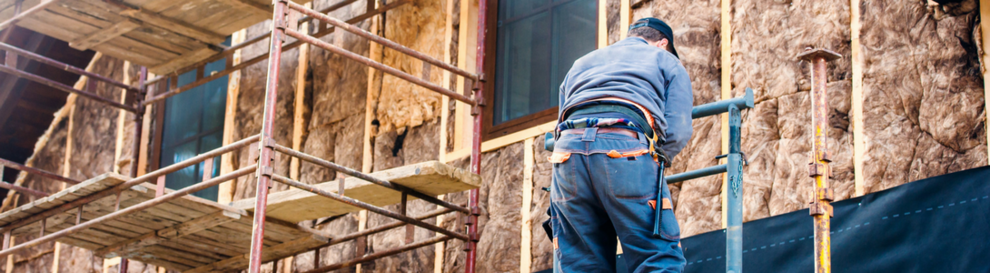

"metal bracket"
[808, 162, 827, 177]
[260, 137, 277, 149]
[816, 188, 834, 202]
[258, 166, 274, 177]
[715, 152, 749, 166]
[470, 206, 481, 216]
[819, 150, 832, 163]
[287, 9, 300, 32]
[808, 202, 834, 217]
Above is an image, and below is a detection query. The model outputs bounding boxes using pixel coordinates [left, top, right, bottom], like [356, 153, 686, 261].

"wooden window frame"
[481, 0, 599, 140]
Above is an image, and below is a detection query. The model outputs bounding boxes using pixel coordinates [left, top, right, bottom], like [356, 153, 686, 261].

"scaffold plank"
[0, 172, 325, 272]
[230, 160, 481, 223]
[0, 0, 313, 74]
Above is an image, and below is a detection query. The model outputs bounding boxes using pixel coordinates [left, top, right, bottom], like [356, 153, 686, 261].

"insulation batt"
[9, 0, 989, 272]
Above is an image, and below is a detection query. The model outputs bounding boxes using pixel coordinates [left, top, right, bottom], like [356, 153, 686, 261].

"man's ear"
[657, 38, 669, 50]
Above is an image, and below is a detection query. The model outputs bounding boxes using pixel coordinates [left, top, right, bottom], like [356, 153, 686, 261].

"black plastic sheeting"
[679, 166, 990, 273]
[538, 166, 990, 273]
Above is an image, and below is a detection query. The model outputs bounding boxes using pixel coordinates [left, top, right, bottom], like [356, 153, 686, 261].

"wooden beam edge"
[520, 138, 534, 273]
[982, 0, 990, 165]
[219, 29, 246, 205]
[851, 0, 866, 197]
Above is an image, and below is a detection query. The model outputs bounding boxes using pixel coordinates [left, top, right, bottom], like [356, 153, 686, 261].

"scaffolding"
[0, 0, 488, 272]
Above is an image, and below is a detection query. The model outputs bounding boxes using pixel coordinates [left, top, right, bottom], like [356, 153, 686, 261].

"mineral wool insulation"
[4, 0, 988, 272]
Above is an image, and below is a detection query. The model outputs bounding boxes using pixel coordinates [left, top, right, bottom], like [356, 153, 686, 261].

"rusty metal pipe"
[269, 174, 470, 242]
[0, 165, 257, 257]
[797, 48, 841, 273]
[286, 1, 479, 81]
[0, 42, 140, 93]
[0, 158, 80, 185]
[328, 207, 453, 244]
[246, 0, 289, 270]
[269, 143, 470, 214]
[283, 28, 475, 105]
[0, 64, 137, 112]
[143, 0, 406, 86]
[465, 1, 488, 271]
[0, 135, 260, 233]
[303, 236, 452, 273]
[0, 182, 48, 197]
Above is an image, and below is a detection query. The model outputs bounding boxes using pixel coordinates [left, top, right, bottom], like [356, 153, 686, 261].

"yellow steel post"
[797, 47, 841, 273]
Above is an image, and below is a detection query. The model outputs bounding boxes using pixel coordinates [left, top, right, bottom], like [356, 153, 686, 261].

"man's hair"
[628, 27, 671, 50]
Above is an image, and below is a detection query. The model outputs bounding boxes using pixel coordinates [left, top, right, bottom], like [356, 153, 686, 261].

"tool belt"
[556, 97, 670, 166]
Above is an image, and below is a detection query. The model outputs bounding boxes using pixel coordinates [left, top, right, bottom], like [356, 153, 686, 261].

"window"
[156, 38, 230, 201]
[485, 0, 597, 138]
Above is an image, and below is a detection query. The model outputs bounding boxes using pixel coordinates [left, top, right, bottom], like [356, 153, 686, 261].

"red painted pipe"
[0, 42, 140, 93]
[0, 158, 80, 185]
[286, 1, 479, 81]
[466, 0, 488, 272]
[0, 165, 257, 257]
[246, 0, 287, 271]
[283, 28, 475, 105]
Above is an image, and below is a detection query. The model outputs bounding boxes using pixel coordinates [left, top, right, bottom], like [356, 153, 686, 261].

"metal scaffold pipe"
[797, 47, 841, 273]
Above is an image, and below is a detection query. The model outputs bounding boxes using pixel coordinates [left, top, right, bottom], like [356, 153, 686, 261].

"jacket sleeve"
[660, 63, 693, 160]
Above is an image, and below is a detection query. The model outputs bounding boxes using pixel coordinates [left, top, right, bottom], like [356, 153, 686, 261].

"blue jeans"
[550, 127, 685, 273]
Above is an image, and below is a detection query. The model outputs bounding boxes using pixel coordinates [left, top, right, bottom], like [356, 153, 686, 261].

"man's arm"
[660, 64, 693, 159]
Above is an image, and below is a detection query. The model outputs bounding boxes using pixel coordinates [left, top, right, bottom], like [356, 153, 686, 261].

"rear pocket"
[602, 153, 658, 199]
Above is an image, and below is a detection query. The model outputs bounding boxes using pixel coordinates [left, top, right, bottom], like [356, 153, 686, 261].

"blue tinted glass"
[159, 37, 231, 201]
[493, 0, 596, 125]
[551, 0, 597, 107]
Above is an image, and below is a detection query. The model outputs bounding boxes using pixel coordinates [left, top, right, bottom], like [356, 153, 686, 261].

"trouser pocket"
[656, 181, 680, 241]
[602, 152, 658, 199]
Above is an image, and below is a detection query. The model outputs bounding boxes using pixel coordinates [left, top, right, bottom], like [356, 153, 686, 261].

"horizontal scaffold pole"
[269, 174, 470, 242]
[283, 28, 476, 105]
[0, 158, 80, 185]
[142, 0, 411, 88]
[269, 142, 470, 214]
[0, 42, 140, 93]
[692, 87, 754, 119]
[666, 164, 728, 184]
[286, 1, 480, 81]
[0, 135, 260, 234]
[0, 64, 137, 112]
[302, 236, 452, 273]
[0, 165, 258, 257]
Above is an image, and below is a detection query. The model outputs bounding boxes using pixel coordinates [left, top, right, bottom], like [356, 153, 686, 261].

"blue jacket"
[558, 37, 694, 159]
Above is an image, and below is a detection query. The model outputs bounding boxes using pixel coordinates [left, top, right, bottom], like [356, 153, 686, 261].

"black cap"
[629, 18, 678, 58]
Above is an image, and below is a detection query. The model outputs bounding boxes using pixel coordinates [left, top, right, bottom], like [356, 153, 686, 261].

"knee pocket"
[658, 187, 680, 241]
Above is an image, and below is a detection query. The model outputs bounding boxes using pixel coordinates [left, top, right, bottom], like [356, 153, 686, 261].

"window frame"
[150, 57, 233, 198]
[482, 0, 599, 140]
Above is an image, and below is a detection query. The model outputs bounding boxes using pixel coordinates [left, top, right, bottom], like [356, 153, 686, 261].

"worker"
[548, 17, 692, 272]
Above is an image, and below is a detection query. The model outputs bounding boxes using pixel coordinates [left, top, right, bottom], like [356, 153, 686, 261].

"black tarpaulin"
[680, 166, 990, 273]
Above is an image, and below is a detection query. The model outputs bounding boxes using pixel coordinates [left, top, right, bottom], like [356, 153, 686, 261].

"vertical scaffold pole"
[130, 66, 147, 177]
[466, 0, 487, 272]
[725, 104, 742, 273]
[247, 0, 288, 271]
[797, 47, 841, 273]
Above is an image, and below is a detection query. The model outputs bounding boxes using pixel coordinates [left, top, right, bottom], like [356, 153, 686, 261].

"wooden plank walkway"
[230, 161, 482, 223]
[0, 0, 311, 74]
[0, 161, 479, 271]
[0, 173, 326, 272]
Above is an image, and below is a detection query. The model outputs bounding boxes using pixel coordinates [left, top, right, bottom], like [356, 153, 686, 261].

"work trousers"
[550, 127, 685, 272]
